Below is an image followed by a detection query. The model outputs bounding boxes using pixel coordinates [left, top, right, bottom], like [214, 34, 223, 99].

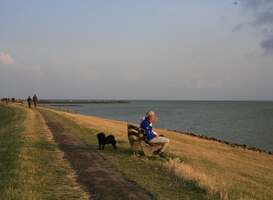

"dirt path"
[20, 106, 90, 199]
[39, 109, 153, 200]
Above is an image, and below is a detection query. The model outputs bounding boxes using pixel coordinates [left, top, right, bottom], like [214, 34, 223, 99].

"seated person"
[140, 111, 170, 156]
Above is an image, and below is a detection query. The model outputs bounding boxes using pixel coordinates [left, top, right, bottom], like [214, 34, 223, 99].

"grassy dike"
[1, 103, 273, 200]
[0, 104, 89, 199]
[46, 106, 273, 200]
[39, 107, 215, 200]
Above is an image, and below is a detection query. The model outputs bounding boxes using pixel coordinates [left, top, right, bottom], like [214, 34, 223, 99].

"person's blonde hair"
[146, 111, 155, 118]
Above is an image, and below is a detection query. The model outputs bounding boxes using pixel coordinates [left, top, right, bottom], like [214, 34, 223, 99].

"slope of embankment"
[1, 103, 273, 200]
[48, 106, 273, 200]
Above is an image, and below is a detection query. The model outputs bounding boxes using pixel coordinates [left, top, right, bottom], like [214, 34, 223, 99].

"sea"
[51, 101, 273, 152]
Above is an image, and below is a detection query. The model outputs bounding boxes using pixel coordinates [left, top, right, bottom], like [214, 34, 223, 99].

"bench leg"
[142, 145, 162, 157]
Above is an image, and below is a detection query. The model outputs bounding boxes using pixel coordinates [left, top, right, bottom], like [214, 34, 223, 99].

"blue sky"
[0, 0, 273, 100]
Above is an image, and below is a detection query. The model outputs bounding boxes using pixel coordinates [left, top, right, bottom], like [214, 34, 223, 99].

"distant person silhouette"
[33, 94, 38, 108]
[27, 96, 32, 108]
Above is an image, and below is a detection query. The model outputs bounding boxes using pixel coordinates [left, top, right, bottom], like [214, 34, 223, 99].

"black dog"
[97, 132, 117, 150]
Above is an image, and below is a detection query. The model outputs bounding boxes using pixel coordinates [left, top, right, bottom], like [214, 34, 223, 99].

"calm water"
[54, 101, 273, 151]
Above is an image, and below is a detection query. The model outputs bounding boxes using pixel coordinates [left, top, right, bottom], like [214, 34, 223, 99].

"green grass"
[0, 104, 89, 200]
[41, 108, 219, 200]
[0, 104, 26, 198]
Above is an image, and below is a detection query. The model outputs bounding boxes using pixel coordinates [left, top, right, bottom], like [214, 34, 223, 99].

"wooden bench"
[127, 123, 162, 156]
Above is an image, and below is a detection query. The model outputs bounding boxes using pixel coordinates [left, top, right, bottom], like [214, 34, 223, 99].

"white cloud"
[0, 52, 15, 65]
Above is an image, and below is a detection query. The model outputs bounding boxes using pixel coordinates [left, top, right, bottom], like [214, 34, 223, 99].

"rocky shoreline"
[170, 129, 272, 155]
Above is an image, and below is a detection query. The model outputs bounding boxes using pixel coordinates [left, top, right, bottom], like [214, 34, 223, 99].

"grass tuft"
[165, 158, 230, 200]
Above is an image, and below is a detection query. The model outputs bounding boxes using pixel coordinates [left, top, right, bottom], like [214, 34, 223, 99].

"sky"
[0, 0, 273, 100]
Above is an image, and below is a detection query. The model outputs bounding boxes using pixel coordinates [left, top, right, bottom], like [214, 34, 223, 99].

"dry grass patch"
[165, 158, 230, 200]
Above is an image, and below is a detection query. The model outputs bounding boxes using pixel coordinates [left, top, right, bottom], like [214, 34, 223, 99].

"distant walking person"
[27, 96, 32, 108]
[33, 94, 38, 108]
